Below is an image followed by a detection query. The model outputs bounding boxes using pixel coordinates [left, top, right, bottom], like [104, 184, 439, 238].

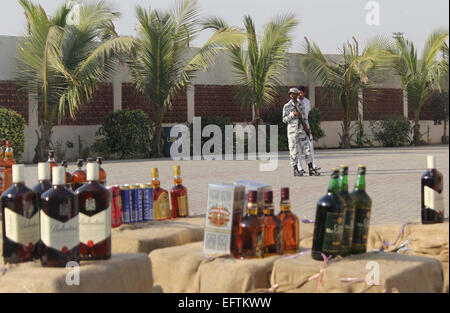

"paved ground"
[23, 145, 449, 225]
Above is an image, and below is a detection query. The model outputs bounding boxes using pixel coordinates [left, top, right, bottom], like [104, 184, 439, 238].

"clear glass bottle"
[170, 165, 189, 218]
[277, 187, 299, 254]
[76, 162, 111, 260]
[1, 164, 39, 263]
[151, 168, 171, 220]
[262, 190, 283, 256]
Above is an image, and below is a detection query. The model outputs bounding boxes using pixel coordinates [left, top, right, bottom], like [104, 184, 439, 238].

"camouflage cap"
[288, 88, 299, 94]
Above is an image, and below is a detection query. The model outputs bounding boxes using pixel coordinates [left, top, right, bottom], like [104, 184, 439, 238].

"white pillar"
[113, 71, 122, 111]
[187, 85, 195, 123]
[403, 89, 408, 119]
[308, 81, 316, 107]
[358, 88, 363, 120]
[24, 90, 39, 163]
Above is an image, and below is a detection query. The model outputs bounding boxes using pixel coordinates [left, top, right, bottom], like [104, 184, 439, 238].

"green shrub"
[0, 108, 26, 160]
[95, 109, 154, 159]
[308, 107, 325, 142]
[371, 114, 412, 147]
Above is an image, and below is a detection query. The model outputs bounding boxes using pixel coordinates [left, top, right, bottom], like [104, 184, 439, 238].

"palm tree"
[15, 0, 133, 162]
[392, 30, 448, 145]
[300, 36, 393, 148]
[125, 0, 244, 158]
[203, 14, 299, 125]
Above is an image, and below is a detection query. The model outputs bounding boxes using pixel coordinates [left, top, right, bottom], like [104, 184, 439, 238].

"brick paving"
[23, 145, 449, 225]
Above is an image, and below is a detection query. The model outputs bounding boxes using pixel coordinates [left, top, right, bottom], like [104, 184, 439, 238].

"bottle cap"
[76, 159, 83, 167]
[280, 187, 289, 200]
[331, 168, 339, 178]
[151, 168, 159, 178]
[427, 155, 435, 169]
[48, 150, 55, 158]
[173, 165, 181, 176]
[357, 165, 366, 175]
[62, 160, 68, 168]
[12, 164, 25, 183]
[6, 140, 11, 148]
[96, 156, 102, 165]
[264, 190, 273, 203]
[248, 190, 257, 203]
[38, 162, 50, 180]
[340, 165, 348, 175]
[87, 162, 99, 181]
[52, 166, 66, 185]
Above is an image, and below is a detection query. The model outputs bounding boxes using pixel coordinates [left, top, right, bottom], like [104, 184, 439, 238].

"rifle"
[294, 104, 312, 139]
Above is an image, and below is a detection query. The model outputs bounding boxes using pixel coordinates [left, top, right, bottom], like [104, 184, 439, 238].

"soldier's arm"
[282, 104, 296, 124]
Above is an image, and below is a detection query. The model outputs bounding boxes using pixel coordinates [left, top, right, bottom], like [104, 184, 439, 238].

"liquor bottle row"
[1, 162, 110, 266]
[311, 165, 372, 260]
[0, 140, 15, 194]
[108, 166, 189, 227]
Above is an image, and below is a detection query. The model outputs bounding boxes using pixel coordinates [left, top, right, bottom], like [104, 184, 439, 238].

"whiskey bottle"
[236, 190, 265, 259]
[338, 165, 355, 256]
[421, 155, 445, 224]
[0, 141, 4, 194]
[170, 165, 189, 218]
[75, 162, 111, 260]
[1, 164, 40, 263]
[312, 169, 345, 260]
[72, 159, 87, 190]
[62, 160, 73, 190]
[96, 157, 107, 185]
[350, 165, 372, 255]
[40, 166, 80, 267]
[47, 150, 57, 179]
[262, 190, 283, 256]
[277, 187, 299, 254]
[3, 140, 15, 191]
[151, 168, 171, 220]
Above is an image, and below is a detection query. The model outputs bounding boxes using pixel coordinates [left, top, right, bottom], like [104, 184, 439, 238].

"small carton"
[203, 184, 245, 255]
[235, 180, 272, 215]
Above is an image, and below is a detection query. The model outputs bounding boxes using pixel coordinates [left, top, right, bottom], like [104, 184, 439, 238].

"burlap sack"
[112, 217, 205, 254]
[367, 221, 449, 292]
[0, 253, 153, 293]
[270, 251, 443, 293]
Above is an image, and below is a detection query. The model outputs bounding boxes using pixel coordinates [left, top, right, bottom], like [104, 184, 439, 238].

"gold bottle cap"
[120, 184, 130, 190]
[151, 168, 159, 178]
[173, 165, 181, 176]
[130, 184, 139, 189]
[140, 183, 151, 188]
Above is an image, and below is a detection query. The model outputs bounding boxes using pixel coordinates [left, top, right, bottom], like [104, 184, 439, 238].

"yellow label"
[177, 194, 189, 216]
[155, 192, 170, 219]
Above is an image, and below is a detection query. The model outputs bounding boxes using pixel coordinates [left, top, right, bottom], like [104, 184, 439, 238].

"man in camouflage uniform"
[282, 88, 320, 176]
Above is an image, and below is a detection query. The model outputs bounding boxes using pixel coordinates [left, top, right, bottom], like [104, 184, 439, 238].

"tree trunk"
[32, 120, 53, 163]
[343, 113, 351, 149]
[413, 115, 421, 146]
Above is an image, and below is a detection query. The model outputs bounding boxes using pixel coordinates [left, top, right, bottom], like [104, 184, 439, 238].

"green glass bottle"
[339, 165, 355, 256]
[312, 168, 345, 260]
[351, 165, 372, 254]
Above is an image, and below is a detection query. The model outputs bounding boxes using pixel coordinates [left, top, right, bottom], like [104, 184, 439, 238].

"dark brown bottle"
[40, 166, 80, 267]
[1, 164, 39, 263]
[75, 162, 111, 260]
[96, 157, 107, 185]
[32, 162, 52, 259]
[72, 159, 87, 191]
[262, 190, 283, 256]
[277, 187, 299, 254]
[235, 190, 265, 259]
[421, 155, 445, 224]
[312, 169, 345, 260]
[338, 165, 355, 256]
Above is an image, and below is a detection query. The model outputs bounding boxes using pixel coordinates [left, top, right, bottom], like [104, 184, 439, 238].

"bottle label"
[177, 194, 189, 216]
[155, 192, 170, 219]
[322, 212, 345, 254]
[41, 211, 79, 251]
[341, 208, 355, 249]
[255, 228, 264, 258]
[79, 207, 111, 245]
[0, 167, 4, 191]
[353, 208, 371, 245]
[4, 207, 40, 246]
[424, 186, 444, 213]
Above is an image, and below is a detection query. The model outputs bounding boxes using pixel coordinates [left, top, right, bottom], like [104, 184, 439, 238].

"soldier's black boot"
[293, 165, 303, 176]
[308, 163, 320, 176]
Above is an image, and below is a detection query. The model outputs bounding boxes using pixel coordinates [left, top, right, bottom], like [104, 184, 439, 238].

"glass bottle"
[312, 168, 345, 260]
[4, 140, 15, 191]
[40, 166, 80, 267]
[96, 157, 107, 185]
[236, 190, 265, 259]
[75, 162, 111, 260]
[170, 165, 189, 218]
[338, 165, 355, 256]
[72, 159, 87, 191]
[262, 190, 283, 256]
[151, 168, 171, 220]
[47, 150, 57, 179]
[277, 187, 299, 254]
[62, 160, 73, 190]
[1, 164, 39, 263]
[0, 140, 5, 194]
[350, 165, 372, 255]
[421, 155, 445, 224]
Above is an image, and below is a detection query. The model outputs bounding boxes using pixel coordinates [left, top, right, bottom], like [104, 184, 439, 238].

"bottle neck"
[174, 176, 183, 186]
[280, 199, 291, 212]
[354, 174, 366, 191]
[247, 203, 258, 216]
[328, 177, 339, 194]
[152, 178, 160, 188]
[263, 203, 274, 215]
[339, 174, 349, 192]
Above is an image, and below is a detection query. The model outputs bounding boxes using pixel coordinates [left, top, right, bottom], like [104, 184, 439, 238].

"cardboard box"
[203, 184, 245, 255]
[235, 180, 272, 214]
